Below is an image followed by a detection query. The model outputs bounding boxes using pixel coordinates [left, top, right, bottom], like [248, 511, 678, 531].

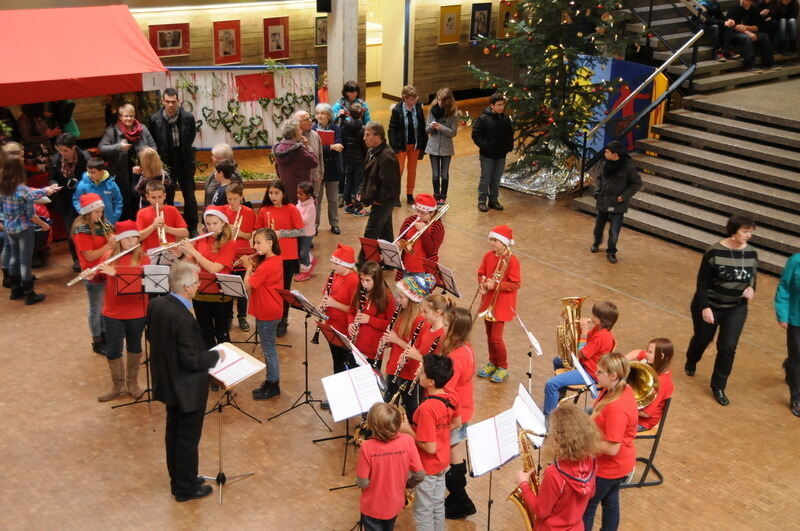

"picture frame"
[497, 1, 519, 39]
[315, 16, 328, 47]
[148, 23, 190, 58]
[213, 20, 242, 65]
[438, 5, 461, 45]
[264, 16, 290, 60]
[469, 3, 492, 41]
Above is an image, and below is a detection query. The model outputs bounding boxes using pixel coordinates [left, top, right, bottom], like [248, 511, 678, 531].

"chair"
[554, 367, 590, 409]
[621, 397, 671, 489]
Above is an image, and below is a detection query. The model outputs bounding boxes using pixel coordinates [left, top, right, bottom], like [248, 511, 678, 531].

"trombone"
[394, 202, 450, 253]
[475, 249, 512, 322]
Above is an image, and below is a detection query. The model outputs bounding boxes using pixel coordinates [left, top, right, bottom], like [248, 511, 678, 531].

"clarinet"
[311, 271, 335, 344]
[376, 306, 402, 363]
[349, 287, 367, 343]
[391, 321, 425, 384]
[406, 336, 441, 395]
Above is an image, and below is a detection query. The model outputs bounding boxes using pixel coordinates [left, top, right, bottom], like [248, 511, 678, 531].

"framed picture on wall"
[213, 20, 241, 65]
[264, 16, 290, 60]
[469, 3, 492, 41]
[148, 23, 190, 57]
[438, 5, 461, 45]
[497, 1, 518, 39]
[315, 16, 328, 47]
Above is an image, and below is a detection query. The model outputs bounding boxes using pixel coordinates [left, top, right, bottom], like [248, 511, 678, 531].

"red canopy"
[0, 5, 167, 106]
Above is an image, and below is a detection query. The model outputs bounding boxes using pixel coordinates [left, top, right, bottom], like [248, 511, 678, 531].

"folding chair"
[555, 367, 590, 409]
[621, 397, 671, 489]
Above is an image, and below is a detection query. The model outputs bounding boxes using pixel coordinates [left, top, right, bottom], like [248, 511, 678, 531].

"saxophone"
[508, 429, 544, 531]
[555, 296, 586, 370]
[311, 271, 335, 344]
[391, 321, 425, 384]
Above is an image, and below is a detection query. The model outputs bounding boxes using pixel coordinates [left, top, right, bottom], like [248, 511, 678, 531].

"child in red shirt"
[626, 338, 674, 431]
[135, 180, 188, 252]
[394, 193, 445, 279]
[583, 353, 638, 531]
[475, 225, 521, 383]
[400, 354, 460, 531]
[357, 402, 425, 529]
[320, 244, 361, 371]
[403, 293, 451, 395]
[97, 220, 149, 402]
[222, 182, 256, 333]
[242, 228, 283, 401]
[347, 261, 396, 371]
[543, 301, 619, 416]
[517, 405, 599, 531]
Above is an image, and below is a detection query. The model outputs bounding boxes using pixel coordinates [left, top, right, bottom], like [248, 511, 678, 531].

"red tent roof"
[0, 5, 166, 106]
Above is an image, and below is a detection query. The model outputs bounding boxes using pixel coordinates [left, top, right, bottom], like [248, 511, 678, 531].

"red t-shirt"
[248, 255, 283, 321]
[519, 458, 597, 531]
[255, 204, 304, 260]
[445, 343, 476, 424]
[347, 292, 396, 359]
[639, 371, 674, 430]
[136, 204, 187, 251]
[580, 327, 616, 380]
[102, 252, 150, 320]
[357, 433, 423, 520]
[385, 315, 426, 381]
[634, 349, 647, 361]
[413, 391, 459, 475]
[325, 271, 360, 334]
[73, 225, 108, 271]
[221, 204, 256, 251]
[398, 216, 444, 274]
[476, 251, 521, 322]
[193, 236, 237, 275]
[593, 385, 638, 479]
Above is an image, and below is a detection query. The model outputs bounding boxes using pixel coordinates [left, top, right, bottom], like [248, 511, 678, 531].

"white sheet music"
[571, 353, 598, 397]
[377, 239, 405, 271]
[329, 327, 386, 392]
[321, 365, 384, 422]
[142, 265, 170, 293]
[289, 289, 328, 319]
[217, 273, 247, 298]
[513, 384, 547, 448]
[209, 343, 266, 389]
[466, 409, 520, 477]
[146, 247, 178, 266]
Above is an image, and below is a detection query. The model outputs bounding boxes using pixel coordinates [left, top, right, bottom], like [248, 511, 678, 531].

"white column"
[328, 0, 359, 101]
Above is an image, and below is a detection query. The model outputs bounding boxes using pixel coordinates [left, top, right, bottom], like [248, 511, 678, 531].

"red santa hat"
[114, 220, 140, 241]
[203, 207, 229, 225]
[78, 193, 105, 215]
[330, 244, 356, 268]
[489, 225, 514, 247]
[412, 193, 437, 213]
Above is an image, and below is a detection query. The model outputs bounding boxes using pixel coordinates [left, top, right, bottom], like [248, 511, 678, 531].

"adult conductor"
[147, 262, 222, 502]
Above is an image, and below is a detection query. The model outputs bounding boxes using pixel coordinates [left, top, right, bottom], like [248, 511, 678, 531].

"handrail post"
[647, 0, 654, 34]
[580, 132, 588, 191]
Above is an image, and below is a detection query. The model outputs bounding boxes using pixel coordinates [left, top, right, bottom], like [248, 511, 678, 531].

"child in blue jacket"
[72, 159, 123, 224]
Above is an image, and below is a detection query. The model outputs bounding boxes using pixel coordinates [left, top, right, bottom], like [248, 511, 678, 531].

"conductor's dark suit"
[147, 293, 219, 497]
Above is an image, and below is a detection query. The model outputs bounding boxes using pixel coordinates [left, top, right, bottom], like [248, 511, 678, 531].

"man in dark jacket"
[591, 141, 641, 264]
[388, 85, 428, 205]
[147, 262, 220, 502]
[358, 121, 400, 265]
[724, 0, 774, 69]
[149, 88, 198, 232]
[471, 93, 514, 212]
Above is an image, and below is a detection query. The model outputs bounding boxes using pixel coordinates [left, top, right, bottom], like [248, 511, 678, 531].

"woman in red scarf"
[99, 103, 157, 221]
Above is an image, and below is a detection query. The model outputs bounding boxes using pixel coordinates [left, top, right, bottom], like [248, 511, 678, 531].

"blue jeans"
[6, 227, 35, 281]
[543, 356, 596, 416]
[343, 162, 364, 203]
[102, 315, 146, 360]
[298, 236, 312, 268]
[593, 211, 624, 254]
[478, 155, 505, 204]
[725, 31, 773, 68]
[583, 476, 625, 530]
[779, 18, 798, 47]
[84, 280, 106, 337]
[430, 155, 452, 198]
[1, 231, 10, 270]
[257, 319, 280, 382]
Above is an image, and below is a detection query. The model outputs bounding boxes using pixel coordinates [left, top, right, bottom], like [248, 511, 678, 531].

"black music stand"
[358, 237, 382, 264]
[267, 289, 331, 431]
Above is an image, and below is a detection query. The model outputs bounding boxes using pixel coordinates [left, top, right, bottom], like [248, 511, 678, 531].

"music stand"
[267, 289, 331, 431]
[358, 238, 382, 264]
[377, 240, 404, 271]
[312, 324, 355, 460]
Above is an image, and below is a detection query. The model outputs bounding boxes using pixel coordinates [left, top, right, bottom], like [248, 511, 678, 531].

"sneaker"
[353, 208, 369, 217]
[338, 196, 345, 208]
[488, 201, 504, 211]
[437, 197, 446, 205]
[238, 315, 250, 331]
[478, 203, 489, 213]
[293, 271, 312, 282]
[344, 204, 355, 214]
[716, 50, 727, 62]
[490, 368, 509, 383]
[253, 381, 280, 400]
[791, 400, 800, 417]
[590, 244, 600, 253]
[607, 253, 618, 264]
[477, 362, 497, 378]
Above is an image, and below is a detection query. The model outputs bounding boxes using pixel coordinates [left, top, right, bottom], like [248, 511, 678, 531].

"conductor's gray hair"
[169, 262, 200, 293]
[280, 119, 301, 140]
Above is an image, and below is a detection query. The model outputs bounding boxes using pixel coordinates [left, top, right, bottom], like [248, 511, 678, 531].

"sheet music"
[209, 342, 265, 388]
[466, 408, 520, 477]
[142, 265, 170, 293]
[571, 353, 598, 398]
[146, 247, 179, 266]
[288, 289, 328, 319]
[377, 239, 404, 271]
[217, 273, 247, 298]
[515, 314, 542, 356]
[321, 365, 384, 422]
[329, 327, 386, 392]
[513, 384, 546, 448]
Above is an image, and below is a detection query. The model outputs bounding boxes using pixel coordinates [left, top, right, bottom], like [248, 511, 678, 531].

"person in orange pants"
[388, 85, 428, 206]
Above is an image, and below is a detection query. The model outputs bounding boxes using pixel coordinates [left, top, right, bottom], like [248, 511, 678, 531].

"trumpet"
[233, 253, 259, 269]
[100, 219, 115, 238]
[67, 245, 140, 287]
[231, 210, 243, 240]
[311, 271, 335, 344]
[155, 203, 168, 246]
[391, 321, 425, 384]
[476, 249, 513, 322]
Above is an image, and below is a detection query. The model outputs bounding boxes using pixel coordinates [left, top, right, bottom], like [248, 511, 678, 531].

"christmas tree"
[467, 0, 637, 196]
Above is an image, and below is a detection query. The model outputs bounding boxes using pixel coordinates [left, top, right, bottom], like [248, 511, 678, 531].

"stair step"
[631, 153, 800, 211]
[573, 196, 787, 274]
[654, 45, 714, 62]
[651, 124, 800, 169]
[646, 16, 692, 35]
[667, 109, 800, 149]
[636, 139, 800, 190]
[668, 52, 800, 76]
[648, 31, 695, 50]
[683, 93, 800, 130]
[689, 63, 800, 92]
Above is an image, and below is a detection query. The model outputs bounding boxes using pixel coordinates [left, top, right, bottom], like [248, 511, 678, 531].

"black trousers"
[165, 404, 206, 496]
[685, 301, 748, 390]
[583, 476, 625, 531]
[361, 514, 396, 531]
[593, 211, 624, 254]
[166, 169, 198, 232]
[358, 202, 394, 265]
[330, 344, 355, 374]
[281, 258, 299, 322]
[786, 325, 800, 402]
[193, 299, 233, 349]
[384, 376, 420, 422]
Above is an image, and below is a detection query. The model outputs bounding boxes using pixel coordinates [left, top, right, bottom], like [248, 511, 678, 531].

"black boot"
[2, 269, 11, 288]
[253, 381, 280, 400]
[23, 279, 45, 305]
[92, 336, 106, 355]
[8, 276, 23, 300]
[68, 239, 81, 272]
[445, 461, 476, 519]
[276, 319, 288, 337]
[252, 379, 269, 396]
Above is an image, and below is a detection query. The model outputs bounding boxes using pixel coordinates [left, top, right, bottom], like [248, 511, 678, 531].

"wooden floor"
[4, 91, 799, 530]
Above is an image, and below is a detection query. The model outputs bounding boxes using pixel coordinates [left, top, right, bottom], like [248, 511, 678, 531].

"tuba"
[627, 361, 659, 409]
[476, 250, 512, 322]
[508, 429, 543, 531]
[555, 296, 586, 370]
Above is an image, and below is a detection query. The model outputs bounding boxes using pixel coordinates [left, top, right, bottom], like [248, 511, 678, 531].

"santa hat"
[203, 208, 229, 224]
[79, 193, 105, 215]
[489, 225, 514, 247]
[412, 193, 437, 213]
[330, 244, 356, 268]
[396, 273, 437, 303]
[114, 220, 140, 241]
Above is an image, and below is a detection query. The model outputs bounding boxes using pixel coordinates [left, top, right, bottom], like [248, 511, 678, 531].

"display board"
[146, 65, 317, 150]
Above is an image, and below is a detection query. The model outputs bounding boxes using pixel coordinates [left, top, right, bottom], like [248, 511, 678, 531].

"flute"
[311, 271, 335, 344]
[375, 306, 401, 363]
[233, 253, 259, 268]
[152, 231, 214, 254]
[391, 320, 425, 384]
[67, 245, 140, 287]
[406, 336, 442, 395]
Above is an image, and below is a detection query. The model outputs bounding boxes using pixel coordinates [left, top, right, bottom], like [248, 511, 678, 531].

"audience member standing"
[471, 93, 513, 213]
[294, 110, 326, 227]
[340, 103, 367, 214]
[17, 103, 60, 159]
[425, 88, 458, 204]
[149, 88, 198, 232]
[332, 80, 372, 125]
[388, 85, 428, 206]
[273, 119, 318, 205]
[774, 252, 800, 417]
[50, 133, 90, 271]
[312, 103, 342, 235]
